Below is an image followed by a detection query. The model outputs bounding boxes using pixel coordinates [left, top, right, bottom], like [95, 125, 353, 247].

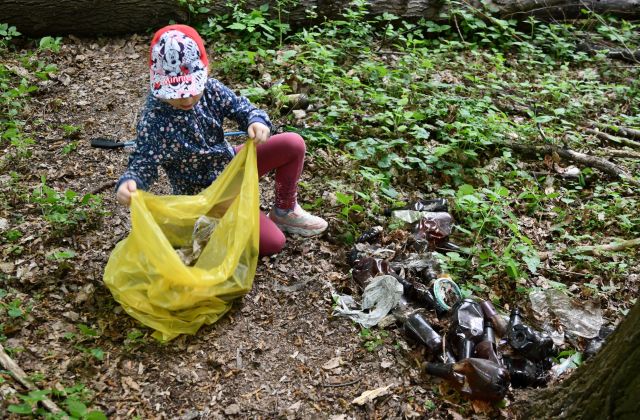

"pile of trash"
[333, 199, 610, 402]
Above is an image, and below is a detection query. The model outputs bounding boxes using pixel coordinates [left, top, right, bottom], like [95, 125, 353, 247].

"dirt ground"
[0, 34, 444, 419]
[1, 33, 632, 419]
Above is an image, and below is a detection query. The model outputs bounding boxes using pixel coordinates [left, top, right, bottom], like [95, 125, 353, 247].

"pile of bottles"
[400, 300, 554, 401]
[347, 199, 556, 402]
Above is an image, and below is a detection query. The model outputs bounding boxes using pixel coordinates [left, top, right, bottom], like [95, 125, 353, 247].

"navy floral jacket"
[117, 78, 270, 195]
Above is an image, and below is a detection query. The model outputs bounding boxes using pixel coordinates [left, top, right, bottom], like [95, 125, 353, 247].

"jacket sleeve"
[213, 80, 272, 131]
[116, 111, 166, 192]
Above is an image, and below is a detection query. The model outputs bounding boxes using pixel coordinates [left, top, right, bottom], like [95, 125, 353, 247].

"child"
[115, 24, 327, 256]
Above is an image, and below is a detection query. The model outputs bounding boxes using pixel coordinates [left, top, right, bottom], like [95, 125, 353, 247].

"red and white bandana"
[149, 25, 209, 99]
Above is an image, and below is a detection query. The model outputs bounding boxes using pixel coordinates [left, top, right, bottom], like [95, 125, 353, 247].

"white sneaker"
[268, 204, 328, 237]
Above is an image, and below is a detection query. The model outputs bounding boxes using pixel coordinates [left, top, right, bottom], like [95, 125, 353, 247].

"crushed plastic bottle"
[507, 308, 555, 362]
[384, 198, 448, 217]
[414, 212, 453, 241]
[448, 299, 485, 359]
[424, 358, 510, 401]
[502, 356, 548, 388]
[356, 225, 383, 244]
[351, 257, 392, 288]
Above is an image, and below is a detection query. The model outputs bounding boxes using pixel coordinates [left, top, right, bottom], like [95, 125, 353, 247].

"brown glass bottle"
[404, 312, 456, 363]
[474, 320, 500, 364]
[424, 358, 510, 401]
[479, 300, 508, 337]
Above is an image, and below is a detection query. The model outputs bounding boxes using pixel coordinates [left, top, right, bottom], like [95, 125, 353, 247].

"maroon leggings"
[236, 132, 305, 256]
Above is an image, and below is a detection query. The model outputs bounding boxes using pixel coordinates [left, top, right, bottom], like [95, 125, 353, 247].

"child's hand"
[116, 180, 137, 207]
[247, 122, 270, 145]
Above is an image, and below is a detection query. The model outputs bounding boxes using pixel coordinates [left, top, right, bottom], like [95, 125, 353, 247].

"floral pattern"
[118, 78, 270, 195]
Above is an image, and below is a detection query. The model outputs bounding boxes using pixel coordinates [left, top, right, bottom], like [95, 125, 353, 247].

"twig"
[574, 238, 640, 255]
[322, 377, 361, 387]
[585, 128, 640, 150]
[498, 141, 640, 187]
[0, 343, 62, 414]
[89, 180, 116, 195]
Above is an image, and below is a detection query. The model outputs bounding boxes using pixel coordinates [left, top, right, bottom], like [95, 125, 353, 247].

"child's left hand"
[247, 122, 271, 145]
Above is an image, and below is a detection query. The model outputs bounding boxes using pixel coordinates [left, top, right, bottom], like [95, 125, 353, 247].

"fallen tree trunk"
[498, 141, 640, 187]
[2, 0, 640, 37]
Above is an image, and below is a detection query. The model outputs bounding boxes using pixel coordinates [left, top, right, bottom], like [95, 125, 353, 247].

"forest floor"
[0, 32, 638, 419]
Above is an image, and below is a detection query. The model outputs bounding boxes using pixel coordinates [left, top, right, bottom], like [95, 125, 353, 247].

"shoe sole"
[271, 221, 327, 237]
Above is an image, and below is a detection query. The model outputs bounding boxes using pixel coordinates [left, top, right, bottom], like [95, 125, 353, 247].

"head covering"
[149, 24, 209, 99]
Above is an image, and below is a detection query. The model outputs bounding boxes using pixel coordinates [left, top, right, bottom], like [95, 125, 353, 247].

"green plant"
[359, 327, 388, 352]
[62, 124, 81, 138]
[38, 36, 63, 53]
[453, 184, 541, 283]
[123, 328, 147, 351]
[2, 228, 22, 242]
[1, 298, 30, 319]
[8, 383, 106, 419]
[0, 23, 20, 49]
[31, 177, 108, 236]
[200, 1, 293, 49]
[65, 323, 105, 362]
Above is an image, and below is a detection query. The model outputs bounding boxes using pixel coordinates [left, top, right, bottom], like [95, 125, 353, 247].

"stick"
[89, 180, 117, 195]
[595, 148, 640, 160]
[499, 141, 640, 187]
[574, 238, 640, 255]
[585, 128, 640, 150]
[322, 378, 361, 387]
[596, 124, 640, 140]
[0, 343, 62, 413]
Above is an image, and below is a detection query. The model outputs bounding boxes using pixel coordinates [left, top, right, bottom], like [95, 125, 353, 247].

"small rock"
[0, 262, 15, 274]
[287, 401, 302, 413]
[0, 217, 9, 231]
[63, 311, 80, 321]
[224, 404, 241, 416]
[293, 109, 306, 119]
[380, 359, 393, 369]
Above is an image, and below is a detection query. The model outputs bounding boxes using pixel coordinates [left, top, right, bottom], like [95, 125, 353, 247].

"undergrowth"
[192, 0, 639, 304]
[1, 0, 638, 329]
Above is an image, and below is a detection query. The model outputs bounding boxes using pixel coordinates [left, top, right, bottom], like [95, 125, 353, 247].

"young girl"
[116, 24, 327, 256]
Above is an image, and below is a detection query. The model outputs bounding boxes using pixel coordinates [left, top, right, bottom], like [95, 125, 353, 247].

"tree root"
[0, 343, 62, 414]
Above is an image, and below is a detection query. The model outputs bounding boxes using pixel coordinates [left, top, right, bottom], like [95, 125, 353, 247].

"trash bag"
[103, 142, 260, 341]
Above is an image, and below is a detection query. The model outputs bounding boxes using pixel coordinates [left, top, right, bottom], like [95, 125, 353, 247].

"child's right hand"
[116, 180, 137, 206]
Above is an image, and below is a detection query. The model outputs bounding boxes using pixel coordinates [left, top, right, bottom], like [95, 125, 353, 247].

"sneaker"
[268, 204, 328, 237]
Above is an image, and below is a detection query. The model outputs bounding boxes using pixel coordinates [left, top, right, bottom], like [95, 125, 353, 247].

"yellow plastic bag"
[104, 142, 259, 341]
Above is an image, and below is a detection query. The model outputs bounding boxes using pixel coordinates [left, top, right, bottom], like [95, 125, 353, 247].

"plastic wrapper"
[333, 275, 404, 328]
[529, 288, 603, 339]
[103, 142, 260, 341]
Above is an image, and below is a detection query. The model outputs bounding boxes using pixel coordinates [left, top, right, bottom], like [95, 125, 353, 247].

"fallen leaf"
[122, 376, 141, 392]
[322, 357, 343, 370]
